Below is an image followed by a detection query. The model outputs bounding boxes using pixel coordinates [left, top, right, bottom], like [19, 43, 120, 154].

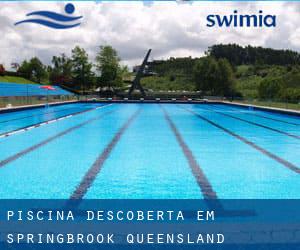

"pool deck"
[223, 101, 300, 117]
[83, 99, 300, 116]
[0, 100, 78, 114]
[0, 99, 299, 117]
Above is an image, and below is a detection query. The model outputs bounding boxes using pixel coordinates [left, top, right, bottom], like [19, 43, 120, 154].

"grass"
[0, 76, 37, 84]
[235, 100, 300, 111]
[235, 75, 262, 99]
[235, 65, 251, 76]
[141, 75, 195, 91]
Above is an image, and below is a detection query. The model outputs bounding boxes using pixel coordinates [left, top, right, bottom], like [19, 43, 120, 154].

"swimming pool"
[0, 103, 298, 199]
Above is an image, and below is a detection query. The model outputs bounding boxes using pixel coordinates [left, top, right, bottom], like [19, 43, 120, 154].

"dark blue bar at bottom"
[0, 199, 299, 250]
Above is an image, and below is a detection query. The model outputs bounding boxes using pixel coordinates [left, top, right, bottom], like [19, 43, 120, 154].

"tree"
[18, 58, 47, 83]
[29, 57, 47, 83]
[95, 45, 122, 88]
[215, 58, 235, 96]
[193, 57, 235, 96]
[279, 88, 300, 102]
[49, 54, 73, 85]
[258, 78, 283, 99]
[18, 60, 31, 79]
[0, 64, 5, 76]
[193, 57, 218, 93]
[208, 44, 300, 66]
[71, 46, 94, 91]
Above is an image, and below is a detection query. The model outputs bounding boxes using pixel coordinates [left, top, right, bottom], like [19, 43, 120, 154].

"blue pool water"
[0, 103, 298, 199]
[0, 103, 103, 136]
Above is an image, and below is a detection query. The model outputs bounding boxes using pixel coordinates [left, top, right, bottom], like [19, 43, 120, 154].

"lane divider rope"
[0, 104, 112, 139]
[0, 107, 116, 168]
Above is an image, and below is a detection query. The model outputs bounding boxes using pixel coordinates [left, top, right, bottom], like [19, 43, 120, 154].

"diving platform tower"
[128, 49, 152, 98]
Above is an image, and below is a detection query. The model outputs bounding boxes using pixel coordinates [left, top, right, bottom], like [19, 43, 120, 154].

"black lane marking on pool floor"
[251, 113, 300, 126]
[70, 108, 141, 200]
[160, 105, 256, 216]
[203, 106, 300, 140]
[0, 104, 109, 139]
[160, 105, 220, 202]
[0, 104, 90, 124]
[0, 109, 116, 168]
[213, 105, 300, 126]
[180, 106, 300, 174]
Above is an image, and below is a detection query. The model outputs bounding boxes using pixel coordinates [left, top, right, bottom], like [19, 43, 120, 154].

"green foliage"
[235, 75, 262, 98]
[141, 76, 195, 91]
[3, 43, 300, 103]
[143, 57, 197, 92]
[0, 64, 5, 76]
[193, 57, 217, 93]
[258, 78, 300, 102]
[148, 57, 197, 76]
[0, 76, 36, 84]
[30, 57, 48, 83]
[12, 45, 124, 92]
[193, 57, 235, 96]
[283, 70, 300, 88]
[144, 56, 234, 95]
[49, 54, 73, 86]
[169, 75, 175, 82]
[208, 44, 300, 65]
[235, 65, 251, 77]
[258, 78, 283, 99]
[280, 88, 300, 102]
[236, 64, 300, 102]
[95, 45, 122, 88]
[216, 58, 235, 96]
[18, 60, 31, 79]
[71, 46, 94, 91]
[18, 58, 47, 83]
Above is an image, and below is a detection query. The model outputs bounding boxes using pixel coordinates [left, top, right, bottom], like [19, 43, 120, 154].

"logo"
[206, 10, 276, 28]
[15, 3, 82, 29]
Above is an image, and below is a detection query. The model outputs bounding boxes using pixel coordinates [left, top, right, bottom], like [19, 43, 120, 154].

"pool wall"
[222, 101, 300, 117]
[80, 100, 300, 117]
[0, 99, 299, 117]
[0, 100, 79, 114]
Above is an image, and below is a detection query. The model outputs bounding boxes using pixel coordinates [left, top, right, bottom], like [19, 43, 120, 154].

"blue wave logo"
[15, 3, 82, 29]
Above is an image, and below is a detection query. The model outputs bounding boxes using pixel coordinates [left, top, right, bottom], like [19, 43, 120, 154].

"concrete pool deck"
[222, 101, 300, 117]
[0, 100, 78, 114]
[0, 99, 299, 117]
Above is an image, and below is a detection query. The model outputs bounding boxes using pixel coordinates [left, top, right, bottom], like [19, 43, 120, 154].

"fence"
[0, 83, 299, 112]
[231, 97, 300, 111]
[0, 82, 76, 108]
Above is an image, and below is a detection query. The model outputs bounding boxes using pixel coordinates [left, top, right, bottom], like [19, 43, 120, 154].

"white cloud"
[0, 1, 300, 70]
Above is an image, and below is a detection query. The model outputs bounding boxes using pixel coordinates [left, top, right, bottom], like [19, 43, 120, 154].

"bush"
[258, 78, 283, 99]
[0, 64, 5, 76]
[4, 71, 20, 77]
[169, 75, 176, 82]
[279, 88, 300, 103]
[193, 57, 235, 96]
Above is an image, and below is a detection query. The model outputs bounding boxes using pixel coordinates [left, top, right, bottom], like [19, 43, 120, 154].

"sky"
[0, 1, 300, 70]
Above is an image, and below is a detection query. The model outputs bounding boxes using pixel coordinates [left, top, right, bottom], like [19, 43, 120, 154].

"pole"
[27, 84, 29, 104]
[46, 89, 49, 107]
[82, 63, 85, 100]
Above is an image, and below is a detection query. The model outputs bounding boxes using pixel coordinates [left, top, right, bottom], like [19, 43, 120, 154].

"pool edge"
[0, 100, 79, 114]
[222, 101, 300, 117]
[1, 99, 299, 117]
